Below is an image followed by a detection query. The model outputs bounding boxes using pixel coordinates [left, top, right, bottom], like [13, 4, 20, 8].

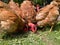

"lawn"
[0, 23, 60, 45]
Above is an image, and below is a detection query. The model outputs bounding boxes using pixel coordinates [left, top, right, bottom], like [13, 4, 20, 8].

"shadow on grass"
[37, 23, 60, 32]
[2, 23, 60, 40]
[2, 31, 30, 40]
[53, 23, 60, 31]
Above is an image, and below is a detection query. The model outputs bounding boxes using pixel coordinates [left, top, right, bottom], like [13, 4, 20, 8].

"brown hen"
[20, 0, 37, 32]
[36, 1, 57, 21]
[0, 1, 24, 33]
[36, 1, 59, 31]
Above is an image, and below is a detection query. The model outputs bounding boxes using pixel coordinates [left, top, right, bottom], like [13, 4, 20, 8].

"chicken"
[8, 0, 26, 32]
[0, 1, 24, 33]
[36, 1, 59, 31]
[36, 1, 57, 21]
[20, 0, 37, 33]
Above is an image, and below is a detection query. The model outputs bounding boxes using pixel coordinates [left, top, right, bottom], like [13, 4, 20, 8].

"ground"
[0, 22, 60, 45]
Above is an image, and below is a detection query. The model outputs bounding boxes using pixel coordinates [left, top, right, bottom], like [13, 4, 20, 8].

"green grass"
[0, 23, 60, 45]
